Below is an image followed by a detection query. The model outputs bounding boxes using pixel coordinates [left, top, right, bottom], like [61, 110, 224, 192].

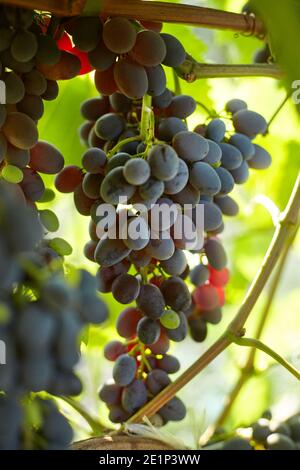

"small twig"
[209, 225, 299, 433]
[59, 396, 108, 436]
[173, 69, 182, 96]
[265, 91, 292, 133]
[107, 136, 143, 158]
[195, 100, 216, 117]
[127, 174, 300, 423]
[176, 60, 283, 82]
[227, 334, 300, 381]
[140, 94, 153, 144]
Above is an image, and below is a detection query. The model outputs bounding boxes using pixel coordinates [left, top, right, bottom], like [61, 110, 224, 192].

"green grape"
[48, 237, 73, 256]
[160, 309, 180, 329]
[39, 210, 59, 232]
[1, 164, 23, 183]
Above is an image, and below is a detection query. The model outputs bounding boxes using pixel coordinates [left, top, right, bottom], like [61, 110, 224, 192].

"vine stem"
[227, 335, 300, 381]
[175, 61, 282, 82]
[127, 173, 300, 424]
[266, 91, 293, 132]
[140, 94, 154, 144]
[59, 396, 108, 436]
[209, 225, 299, 434]
[4, 1, 265, 37]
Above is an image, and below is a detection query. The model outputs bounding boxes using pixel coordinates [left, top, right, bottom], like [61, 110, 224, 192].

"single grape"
[152, 88, 173, 109]
[214, 167, 235, 195]
[103, 17, 137, 54]
[114, 59, 148, 99]
[136, 283, 166, 319]
[164, 158, 189, 195]
[95, 113, 126, 141]
[88, 38, 116, 71]
[112, 274, 140, 304]
[113, 354, 137, 387]
[189, 161, 221, 196]
[160, 249, 187, 276]
[30, 141, 64, 174]
[230, 160, 249, 184]
[189, 317, 208, 342]
[161, 276, 191, 312]
[80, 97, 109, 121]
[3, 112, 38, 150]
[167, 95, 196, 119]
[158, 117, 187, 142]
[55, 165, 83, 193]
[232, 109, 267, 138]
[104, 341, 127, 361]
[159, 396, 186, 421]
[157, 355, 180, 374]
[117, 307, 142, 338]
[94, 237, 131, 267]
[123, 158, 151, 185]
[122, 379, 148, 414]
[100, 167, 136, 205]
[203, 139, 222, 165]
[82, 148, 106, 173]
[248, 144, 272, 169]
[131, 30, 166, 67]
[225, 98, 247, 114]
[220, 143, 243, 170]
[189, 264, 209, 286]
[99, 383, 122, 406]
[229, 133, 255, 160]
[137, 317, 161, 345]
[148, 144, 179, 181]
[215, 195, 239, 217]
[160, 33, 186, 67]
[146, 65, 166, 97]
[206, 119, 226, 142]
[172, 131, 209, 163]
[146, 369, 171, 395]
[204, 238, 227, 270]
[72, 16, 102, 52]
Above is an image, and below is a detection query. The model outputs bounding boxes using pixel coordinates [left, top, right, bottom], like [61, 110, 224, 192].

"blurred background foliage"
[38, 0, 300, 447]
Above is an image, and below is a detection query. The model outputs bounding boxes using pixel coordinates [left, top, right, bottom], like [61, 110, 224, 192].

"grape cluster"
[100, 310, 185, 424]
[55, 82, 273, 424]
[188, 238, 229, 342]
[0, 4, 82, 215]
[0, 181, 108, 449]
[206, 411, 300, 450]
[64, 16, 186, 100]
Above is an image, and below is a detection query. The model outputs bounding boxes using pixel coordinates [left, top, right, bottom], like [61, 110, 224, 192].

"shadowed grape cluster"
[0, 181, 108, 449]
[206, 411, 300, 450]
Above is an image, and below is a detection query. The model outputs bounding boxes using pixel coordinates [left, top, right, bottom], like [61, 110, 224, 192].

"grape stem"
[127, 173, 300, 424]
[107, 136, 143, 159]
[204, 224, 299, 439]
[58, 396, 108, 436]
[265, 91, 293, 133]
[6, 1, 265, 37]
[227, 334, 300, 381]
[141, 94, 154, 144]
[176, 59, 283, 82]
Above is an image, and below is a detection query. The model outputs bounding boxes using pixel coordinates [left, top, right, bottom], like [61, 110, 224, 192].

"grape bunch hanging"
[53, 17, 272, 424]
[0, 3, 276, 448]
